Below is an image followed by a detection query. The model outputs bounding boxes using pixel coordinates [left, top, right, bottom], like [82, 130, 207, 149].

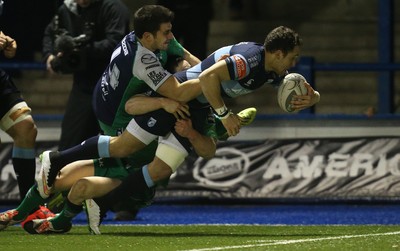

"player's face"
[153, 23, 174, 51]
[272, 46, 301, 76]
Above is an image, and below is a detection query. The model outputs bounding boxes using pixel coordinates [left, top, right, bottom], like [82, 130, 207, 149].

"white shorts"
[125, 118, 158, 145]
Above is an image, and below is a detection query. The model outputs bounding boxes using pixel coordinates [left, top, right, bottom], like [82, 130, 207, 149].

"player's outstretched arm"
[125, 94, 190, 119]
[198, 61, 241, 137]
[157, 76, 202, 103]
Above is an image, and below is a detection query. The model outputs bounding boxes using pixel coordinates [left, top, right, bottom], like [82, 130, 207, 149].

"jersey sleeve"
[224, 54, 251, 80]
[132, 49, 172, 92]
[166, 38, 185, 57]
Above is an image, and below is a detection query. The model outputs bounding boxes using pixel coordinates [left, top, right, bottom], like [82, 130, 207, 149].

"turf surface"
[2, 203, 400, 250]
[76, 203, 400, 225]
[2, 225, 400, 251]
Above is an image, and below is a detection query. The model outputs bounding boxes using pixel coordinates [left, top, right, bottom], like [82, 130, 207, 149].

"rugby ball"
[277, 73, 307, 113]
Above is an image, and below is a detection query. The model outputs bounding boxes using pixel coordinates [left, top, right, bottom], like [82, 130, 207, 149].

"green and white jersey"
[93, 31, 184, 130]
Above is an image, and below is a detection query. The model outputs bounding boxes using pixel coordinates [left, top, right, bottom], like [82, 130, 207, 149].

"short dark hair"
[165, 55, 184, 73]
[133, 5, 174, 38]
[264, 26, 302, 56]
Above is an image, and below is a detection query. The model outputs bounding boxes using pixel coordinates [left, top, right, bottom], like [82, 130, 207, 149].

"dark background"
[0, 0, 61, 61]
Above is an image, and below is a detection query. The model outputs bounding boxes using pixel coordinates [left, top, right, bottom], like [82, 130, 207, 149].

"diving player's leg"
[36, 135, 112, 197]
[37, 108, 175, 198]
[26, 159, 124, 234]
[27, 175, 119, 234]
[36, 117, 158, 199]
[85, 132, 190, 231]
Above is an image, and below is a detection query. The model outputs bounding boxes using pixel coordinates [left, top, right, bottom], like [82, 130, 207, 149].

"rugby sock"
[48, 135, 110, 186]
[95, 169, 151, 211]
[14, 185, 47, 221]
[215, 118, 229, 141]
[12, 146, 36, 200]
[49, 199, 82, 230]
[142, 165, 154, 187]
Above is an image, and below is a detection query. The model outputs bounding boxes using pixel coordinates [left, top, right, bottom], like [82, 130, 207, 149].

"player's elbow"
[199, 71, 220, 92]
[198, 73, 209, 88]
[124, 99, 135, 115]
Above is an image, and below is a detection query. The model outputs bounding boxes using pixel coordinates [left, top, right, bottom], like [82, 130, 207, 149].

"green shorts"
[93, 158, 130, 179]
[98, 120, 158, 169]
[95, 121, 171, 210]
[97, 120, 170, 186]
[93, 157, 156, 211]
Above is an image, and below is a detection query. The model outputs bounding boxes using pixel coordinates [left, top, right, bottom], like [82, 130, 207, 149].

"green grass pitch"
[2, 225, 400, 251]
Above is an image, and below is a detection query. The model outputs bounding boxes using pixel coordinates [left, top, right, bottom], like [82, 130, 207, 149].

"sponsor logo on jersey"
[141, 54, 158, 64]
[100, 77, 109, 100]
[148, 70, 168, 86]
[116, 128, 124, 135]
[145, 63, 160, 70]
[244, 79, 254, 87]
[247, 55, 259, 68]
[121, 38, 128, 56]
[147, 117, 157, 127]
[232, 55, 246, 79]
[110, 64, 120, 90]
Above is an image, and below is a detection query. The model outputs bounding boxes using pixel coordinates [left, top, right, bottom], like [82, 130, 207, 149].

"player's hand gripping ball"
[277, 73, 307, 112]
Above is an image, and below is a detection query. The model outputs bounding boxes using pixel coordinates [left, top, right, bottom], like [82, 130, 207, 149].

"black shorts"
[134, 107, 214, 154]
[0, 69, 23, 118]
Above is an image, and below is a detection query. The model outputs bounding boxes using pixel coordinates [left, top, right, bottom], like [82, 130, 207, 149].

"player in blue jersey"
[30, 24, 319, 233]
[35, 25, 318, 198]
[79, 26, 319, 232]
[33, 4, 254, 199]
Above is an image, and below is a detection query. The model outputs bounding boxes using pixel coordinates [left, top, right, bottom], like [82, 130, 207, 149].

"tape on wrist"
[218, 110, 231, 120]
[214, 105, 228, 116]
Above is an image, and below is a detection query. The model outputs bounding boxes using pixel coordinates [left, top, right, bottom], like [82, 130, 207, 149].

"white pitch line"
[180, 231, 400, 251]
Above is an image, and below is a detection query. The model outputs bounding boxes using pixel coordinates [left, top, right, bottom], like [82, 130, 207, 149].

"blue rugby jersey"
[179, 42, 285, 104]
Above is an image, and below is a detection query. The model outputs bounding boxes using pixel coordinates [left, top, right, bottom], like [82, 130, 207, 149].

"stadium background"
[1, 0, 400, 204]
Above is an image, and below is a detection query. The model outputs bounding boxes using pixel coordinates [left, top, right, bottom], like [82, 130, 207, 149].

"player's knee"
[155, 144, 187, 173]
[70, 178, 91, 197]
[1, 102, 34, 132]
[8, 118, 37, 146]
[148, 162, 173, 182]
[18, 119, 37, 140]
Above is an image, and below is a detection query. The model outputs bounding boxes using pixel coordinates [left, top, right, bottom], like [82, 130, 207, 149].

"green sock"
[14, 185, 48, 221]
[50, 199, 82, 229]
[215, 118, 229, 141]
